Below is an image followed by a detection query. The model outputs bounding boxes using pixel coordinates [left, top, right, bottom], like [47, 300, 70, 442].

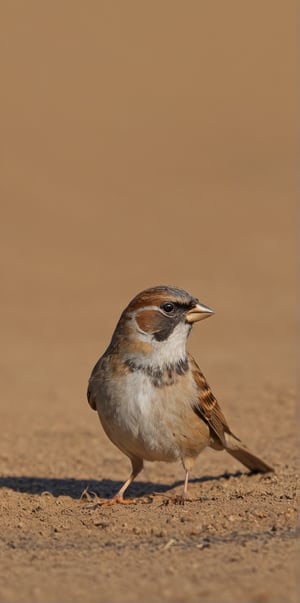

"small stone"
[94, 521, 109, 528]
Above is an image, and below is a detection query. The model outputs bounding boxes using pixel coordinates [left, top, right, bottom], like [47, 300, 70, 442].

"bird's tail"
[225, 437, 273, 473]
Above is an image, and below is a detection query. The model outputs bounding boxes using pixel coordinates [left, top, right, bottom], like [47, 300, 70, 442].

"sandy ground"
[0, 2, 298, 602]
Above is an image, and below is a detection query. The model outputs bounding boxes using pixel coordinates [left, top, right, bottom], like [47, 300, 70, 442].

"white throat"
[134, 321, 190, 368]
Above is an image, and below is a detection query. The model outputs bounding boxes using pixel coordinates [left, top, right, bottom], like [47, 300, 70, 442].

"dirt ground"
[0, 3, 298, 603]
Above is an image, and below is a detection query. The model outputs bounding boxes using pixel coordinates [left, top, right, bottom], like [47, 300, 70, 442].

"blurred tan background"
[0, 1, 297, 462]
[0, 3, 297, 602]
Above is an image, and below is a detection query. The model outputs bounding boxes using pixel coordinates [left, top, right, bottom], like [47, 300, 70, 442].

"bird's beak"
[185, 302, 214, 323]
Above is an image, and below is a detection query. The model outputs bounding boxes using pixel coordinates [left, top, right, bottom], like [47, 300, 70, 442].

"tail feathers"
[225, 442, 273, 474]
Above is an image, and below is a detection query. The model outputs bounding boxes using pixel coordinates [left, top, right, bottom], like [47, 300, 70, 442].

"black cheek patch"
[153, 321, 177, 341]
[137, 309, 179, 341]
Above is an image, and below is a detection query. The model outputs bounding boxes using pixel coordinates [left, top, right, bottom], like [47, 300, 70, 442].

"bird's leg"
[102, 457, 143, 506]
[183, 468, 189, 498]
[171, 469, 190, 505]
[180, 461, 200, 502]
[162, 460, 197, 505]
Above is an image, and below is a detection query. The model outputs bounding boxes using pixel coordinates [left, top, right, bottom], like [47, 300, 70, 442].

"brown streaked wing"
[87, 356, 106, 411]
[87, 352, 131, 411]
[188, 353, 239, 446]
[87, 386, 96, 410]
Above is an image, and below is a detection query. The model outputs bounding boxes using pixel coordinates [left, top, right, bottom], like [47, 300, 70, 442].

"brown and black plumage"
[87, 285, 273, 504]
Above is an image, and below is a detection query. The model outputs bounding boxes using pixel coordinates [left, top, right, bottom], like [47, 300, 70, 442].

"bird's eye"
[161, 302, 175, 314]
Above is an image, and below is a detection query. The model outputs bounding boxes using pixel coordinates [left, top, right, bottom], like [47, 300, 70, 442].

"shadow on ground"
[0, 471, 244, 499]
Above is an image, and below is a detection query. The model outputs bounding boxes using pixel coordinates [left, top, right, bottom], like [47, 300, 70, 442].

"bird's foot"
[101, 495, 137, 507]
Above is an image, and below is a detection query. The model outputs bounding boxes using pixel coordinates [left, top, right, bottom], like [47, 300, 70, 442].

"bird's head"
[109, 285, 214, 368]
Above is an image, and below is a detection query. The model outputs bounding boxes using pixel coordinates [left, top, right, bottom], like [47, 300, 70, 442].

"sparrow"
[87, 285, 273, 504]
